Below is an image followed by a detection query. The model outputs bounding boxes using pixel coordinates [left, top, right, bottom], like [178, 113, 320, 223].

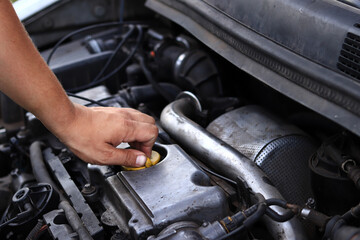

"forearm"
[0, 0, 158, 166]
[0, 0, 74, 132]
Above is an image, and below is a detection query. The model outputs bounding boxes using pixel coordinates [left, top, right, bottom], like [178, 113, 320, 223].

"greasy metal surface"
[43, 148, 103, 238]
[206, 106, 303, 161]
[109, 144, 228, 239]
[148, 221, 226, 240]
[43, 210, 77, 240]
[207, 106, 316, 204]
[160, 98, 307, 240]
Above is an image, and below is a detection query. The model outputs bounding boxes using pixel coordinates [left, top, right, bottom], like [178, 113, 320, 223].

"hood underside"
[146, 0, 360, 137]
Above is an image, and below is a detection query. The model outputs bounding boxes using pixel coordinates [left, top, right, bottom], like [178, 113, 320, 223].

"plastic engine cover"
[106, 144, 229, 239]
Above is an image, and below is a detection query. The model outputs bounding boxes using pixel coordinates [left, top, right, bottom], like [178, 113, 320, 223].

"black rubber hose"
[29, 142, 93, 240]
[265, 198, 288, 208]
[117, 83, 181, 107]
[342, 202, 360, 221]
[332, 226, 360, 240]
[243, 203, 267, 228]
[265, 207, 295, 222]
[59, 201, 93, 240]
[25, 219, 44, 240]
[29, 141, 65, 202]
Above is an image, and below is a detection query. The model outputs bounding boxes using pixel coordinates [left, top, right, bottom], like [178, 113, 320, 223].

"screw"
[82, 183, 96, 195]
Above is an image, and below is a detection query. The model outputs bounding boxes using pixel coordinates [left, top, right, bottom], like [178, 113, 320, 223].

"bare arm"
[0, 0, 158, 166]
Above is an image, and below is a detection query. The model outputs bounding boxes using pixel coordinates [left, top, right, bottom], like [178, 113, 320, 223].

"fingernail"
[136, 155, 146, 167]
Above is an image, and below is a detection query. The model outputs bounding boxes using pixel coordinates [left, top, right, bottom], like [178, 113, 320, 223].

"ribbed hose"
[29, 141, 93, 240]
[25, 219, 44, 240]
[160, 97, 307, 240]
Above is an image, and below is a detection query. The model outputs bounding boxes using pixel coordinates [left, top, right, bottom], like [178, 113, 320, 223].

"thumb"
[106, 147, 147, 167]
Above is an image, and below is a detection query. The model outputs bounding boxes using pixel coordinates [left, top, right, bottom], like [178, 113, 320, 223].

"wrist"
[35, 97, 77, 137]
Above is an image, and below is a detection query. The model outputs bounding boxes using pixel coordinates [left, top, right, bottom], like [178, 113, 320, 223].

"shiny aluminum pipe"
[160, 96, 307, 240]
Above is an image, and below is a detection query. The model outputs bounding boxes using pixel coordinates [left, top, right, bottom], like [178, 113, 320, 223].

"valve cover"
[106, 144, 229, 239]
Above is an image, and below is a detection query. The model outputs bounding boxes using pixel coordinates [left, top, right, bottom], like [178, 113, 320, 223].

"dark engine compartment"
[1, 0, 360, 239]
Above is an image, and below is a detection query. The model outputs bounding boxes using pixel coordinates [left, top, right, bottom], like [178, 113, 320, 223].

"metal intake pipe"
[160, 96, 307, 240]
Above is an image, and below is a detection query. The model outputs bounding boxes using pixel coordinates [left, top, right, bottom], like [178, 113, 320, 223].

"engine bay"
[1, 2, 360, 239]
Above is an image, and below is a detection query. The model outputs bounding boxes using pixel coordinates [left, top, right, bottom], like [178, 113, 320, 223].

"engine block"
[102, 144, 229, 239]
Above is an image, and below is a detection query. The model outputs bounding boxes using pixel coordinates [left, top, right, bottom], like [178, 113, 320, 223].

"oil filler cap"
[123, 150, 160, 171]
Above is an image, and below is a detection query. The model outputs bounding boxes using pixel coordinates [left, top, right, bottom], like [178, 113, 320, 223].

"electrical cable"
[218, 197, 296, 240]
[46, 21, 125, 65]
[34, 225, 49, 240]
[138, 54, 174, 102]
[0, 216, 17, 229]
[184, 154, 237, 185]
[84, 96, 115, 107]
[90, 25, 135, 84]
[67, 25, 143, 93]
[25, 219, 46, 240]
[218, 203, 267, 240]
[199, 165, 237, 185]
[66, 92, 108, 107]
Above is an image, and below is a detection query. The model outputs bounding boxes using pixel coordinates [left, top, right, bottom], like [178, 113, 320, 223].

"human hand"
[0, 0, 156, 167]
[49, 103, 158, 167]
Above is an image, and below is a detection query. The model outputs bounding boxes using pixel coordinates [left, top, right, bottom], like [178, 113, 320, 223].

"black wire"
[138, 55, 174, 102]
[0, 214, 18, 229]
[66, 25, 143, 93]
[91, 25, 135, 84]
[84, 96, 115, 107]
[67, 92, 108, 106]
[218, 204, 266, 240]
[200, 166, 237, 185]
[46, 22, 125, 65]
[218, 198, 296, 240]
[184, 154, 237, 185]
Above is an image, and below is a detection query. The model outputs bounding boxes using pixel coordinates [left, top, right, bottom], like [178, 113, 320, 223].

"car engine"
[1, 0, 360, 239]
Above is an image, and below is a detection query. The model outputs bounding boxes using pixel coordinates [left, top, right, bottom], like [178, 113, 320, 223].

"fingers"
[92, 107, 155, 124]
[56, 105, 159, 167]
[113, 118, 158, 149]
[100, 146, 148, 167]
[129, 142, 155, 158]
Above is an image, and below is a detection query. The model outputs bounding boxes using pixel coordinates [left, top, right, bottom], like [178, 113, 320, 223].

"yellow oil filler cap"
[122, 150, 161, 171]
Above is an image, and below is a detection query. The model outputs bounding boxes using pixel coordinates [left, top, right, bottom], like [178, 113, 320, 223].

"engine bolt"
[82, 183, 96, 195]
